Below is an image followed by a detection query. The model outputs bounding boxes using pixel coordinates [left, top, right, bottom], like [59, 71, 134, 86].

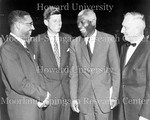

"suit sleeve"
[0, 45, 47, 102]
[108, 37, 120, 100]
[69, 40, 78, 100]
[139, 54, 150, 119]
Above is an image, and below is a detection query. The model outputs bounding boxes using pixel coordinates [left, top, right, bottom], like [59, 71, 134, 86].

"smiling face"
[44, 14, 62, 34]
[19, 15, 35, 40]
[77, 16, 95, 37]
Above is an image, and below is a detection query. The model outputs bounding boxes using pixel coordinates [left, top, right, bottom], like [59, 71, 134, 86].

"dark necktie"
[126, 42, 136, 47]
[24, 42, 33, 60]
[25, 47, 32, 60]
[24, 42, 39, 71]
[87, 38, 92, 61]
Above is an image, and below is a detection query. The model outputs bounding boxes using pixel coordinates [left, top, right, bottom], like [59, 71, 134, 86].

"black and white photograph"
[0, 0, 150, 120]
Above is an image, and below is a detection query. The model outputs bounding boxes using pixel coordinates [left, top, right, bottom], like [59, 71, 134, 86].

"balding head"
[78, 9, 96, 26]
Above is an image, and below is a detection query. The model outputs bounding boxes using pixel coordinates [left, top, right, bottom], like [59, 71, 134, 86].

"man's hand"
[110, 99, 118, 109]
[71, 100, 80, 113]
[37, 92, 51, 108]
[37, 101, 49, 108]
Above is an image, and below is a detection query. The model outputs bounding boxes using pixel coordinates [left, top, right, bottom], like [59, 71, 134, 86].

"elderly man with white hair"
[119, 12, 150, 120]
[69, 9, 120, 120]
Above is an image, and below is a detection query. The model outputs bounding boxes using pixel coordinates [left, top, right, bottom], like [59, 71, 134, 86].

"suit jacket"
[119, 39, 150, 120]
[69, 30, 120, 114]
[0, 35, 47, 120]
[31, 32, 71, 105]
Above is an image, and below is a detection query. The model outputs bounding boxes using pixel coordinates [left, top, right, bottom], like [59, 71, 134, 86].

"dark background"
[0, 0, 150, 120]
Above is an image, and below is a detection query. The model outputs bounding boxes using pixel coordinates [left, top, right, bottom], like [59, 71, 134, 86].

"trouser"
[79, 90, 110, 120]
[44, 100, 70, 120]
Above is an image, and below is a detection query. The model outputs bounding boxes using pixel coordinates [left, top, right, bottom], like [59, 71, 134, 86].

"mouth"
[29, 30, 32, 35]
[80, 28, 86, 33]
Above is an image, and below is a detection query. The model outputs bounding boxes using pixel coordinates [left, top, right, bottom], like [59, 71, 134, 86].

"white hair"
[78, 9, 97, 26]
[124, 12, 146, 30]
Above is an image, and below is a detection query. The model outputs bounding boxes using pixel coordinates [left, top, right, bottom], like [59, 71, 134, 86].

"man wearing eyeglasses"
[0, 10, 50, 120]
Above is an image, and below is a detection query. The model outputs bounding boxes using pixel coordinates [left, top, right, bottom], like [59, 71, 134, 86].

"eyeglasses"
[19, 21, 34, 26]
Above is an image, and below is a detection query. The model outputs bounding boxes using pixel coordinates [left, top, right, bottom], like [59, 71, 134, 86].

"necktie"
[53, 36, 60, 68]
[87, 38, 92, 61]
[126, 42, 136, 47]
[24, 42, 32, 60]
[24, 42, 40, 73]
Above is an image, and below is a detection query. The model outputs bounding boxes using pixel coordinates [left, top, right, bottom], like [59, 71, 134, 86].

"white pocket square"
[33, 54, 36, 60]
[67, 48, 70, 52]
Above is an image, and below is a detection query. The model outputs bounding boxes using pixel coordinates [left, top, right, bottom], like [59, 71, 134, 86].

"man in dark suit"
[0, 10, 50, 120]
[69, 9, 120, 120]
[31, 6, 72, 120]
[118, 12, 150, 120]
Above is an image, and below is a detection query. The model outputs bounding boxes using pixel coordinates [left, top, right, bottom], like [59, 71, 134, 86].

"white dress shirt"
[10, 33, 27, 48]
[47, 31, 61, 57]
[84, 30, 97, 54]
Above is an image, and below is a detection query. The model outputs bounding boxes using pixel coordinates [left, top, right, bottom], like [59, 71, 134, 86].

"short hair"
[43, 6, 61, 20]
[78, 9, 97, 26]
[124, 12, 146, 30]
[8, 10, 30, 27]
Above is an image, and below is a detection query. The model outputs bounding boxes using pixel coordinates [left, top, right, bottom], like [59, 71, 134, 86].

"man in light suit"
[118, 12, 150, 120]
[0, 10, 50, 120]
[69, 9, 120, 120]
[31, 6, 72, 120]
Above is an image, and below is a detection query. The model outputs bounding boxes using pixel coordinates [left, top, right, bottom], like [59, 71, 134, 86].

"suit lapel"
[43, 33, 58, 67]
[59, 33, 67, 68]
[91, 32, 101, 66]
[80, 37, 90, 64]
[9, 35, 38, 68]
[91, 32, 106, 67]
[121, 44, 128, 70]
[124, 39, 146, 68]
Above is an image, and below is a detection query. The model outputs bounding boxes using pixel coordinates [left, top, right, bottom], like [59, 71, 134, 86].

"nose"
[78, 22, 82, 29]
[31, 24, 35, 30]
[121, 27, 124, 33]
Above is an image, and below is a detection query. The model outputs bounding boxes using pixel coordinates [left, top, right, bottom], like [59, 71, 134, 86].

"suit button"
[122, 85, 125, 88]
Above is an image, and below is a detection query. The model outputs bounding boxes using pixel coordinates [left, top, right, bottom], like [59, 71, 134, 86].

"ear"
[15, 22, 21, 30]
[44, 19, 48, 26]
[91, 19, 96, 26]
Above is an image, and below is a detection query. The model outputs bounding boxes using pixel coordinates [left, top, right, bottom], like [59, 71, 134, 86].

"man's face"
[46, 14, 62, 34]
[19, 15, 35, 40]
[121, 17, 141, 42]
[77, 16, 95, 37]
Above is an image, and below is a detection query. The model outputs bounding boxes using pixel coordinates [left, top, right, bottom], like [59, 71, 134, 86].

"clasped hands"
[37, 92, 51, 108]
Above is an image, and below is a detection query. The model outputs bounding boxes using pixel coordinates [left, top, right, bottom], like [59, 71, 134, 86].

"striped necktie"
[53, 36, 60, 68]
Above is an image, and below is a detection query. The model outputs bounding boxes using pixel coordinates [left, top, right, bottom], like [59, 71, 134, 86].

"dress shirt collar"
[10, 32, 26, 48]
[47, 31, 59, 39]
[84, 29, 97, 44]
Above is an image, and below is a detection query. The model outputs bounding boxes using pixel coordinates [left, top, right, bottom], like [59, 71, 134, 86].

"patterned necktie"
[53, 36, 60, 68]
[87, 38, 92, 61]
